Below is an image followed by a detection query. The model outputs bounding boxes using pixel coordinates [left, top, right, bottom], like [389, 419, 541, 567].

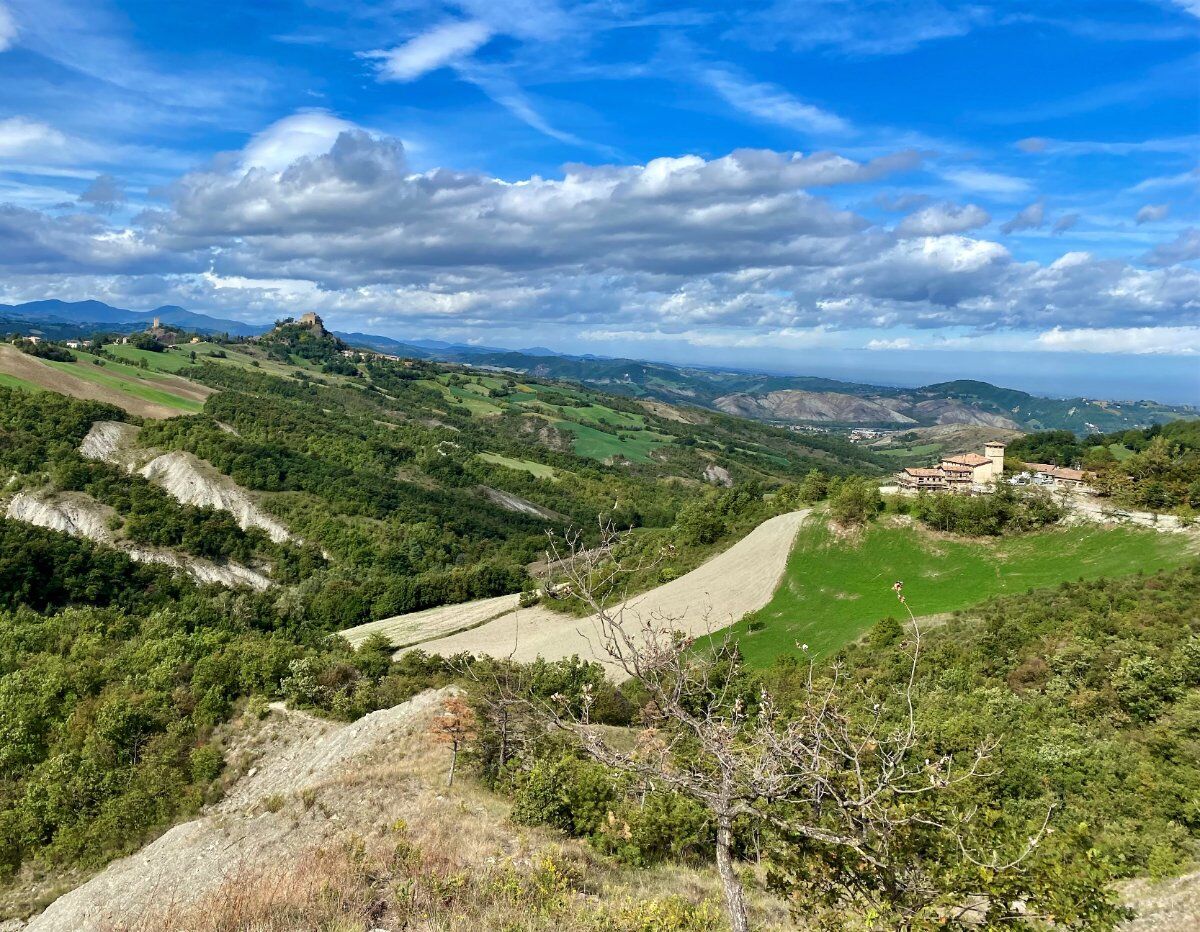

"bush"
[828, 476, 882, 526]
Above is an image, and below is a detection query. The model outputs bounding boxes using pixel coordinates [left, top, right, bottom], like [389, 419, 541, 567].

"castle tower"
[984, 442, 1006, 481]
[151, 317, 160, 330]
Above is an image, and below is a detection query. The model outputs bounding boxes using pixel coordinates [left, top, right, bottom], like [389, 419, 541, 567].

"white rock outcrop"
[6, 490, 116, 543]
[138, 452, 292, 544]
[79, 420, 143, 470]
[80, 420, 294, 545]
[5, 489, 270, 591]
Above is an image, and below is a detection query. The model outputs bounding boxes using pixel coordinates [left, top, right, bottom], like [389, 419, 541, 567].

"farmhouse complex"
[898, 442, 1007, 492]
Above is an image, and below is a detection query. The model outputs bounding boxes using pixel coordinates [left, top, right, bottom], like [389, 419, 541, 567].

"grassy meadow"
[730, 517, 1196, 667]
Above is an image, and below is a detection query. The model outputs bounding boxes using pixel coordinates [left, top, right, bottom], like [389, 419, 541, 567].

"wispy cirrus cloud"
[702, 67, 851, 135]
[0, 2, 17, 51]
[367, 19, 493, 82]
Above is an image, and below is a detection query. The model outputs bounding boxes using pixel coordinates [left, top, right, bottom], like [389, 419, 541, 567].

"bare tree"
[533, 521, 1048, 932]
[430, 696, 478, 787]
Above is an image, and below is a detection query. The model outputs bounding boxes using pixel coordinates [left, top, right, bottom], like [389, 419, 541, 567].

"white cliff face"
[139, 452, 293, 544]
[124, 545, 272, 591]
[80, 420, 294, 545]
[79, 420, 143, 470]
[6, 491, 117, 543]
[5, 489, 271, 591]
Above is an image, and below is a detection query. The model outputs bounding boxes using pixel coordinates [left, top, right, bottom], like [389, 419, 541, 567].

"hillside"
[3, 300, 1192, 434]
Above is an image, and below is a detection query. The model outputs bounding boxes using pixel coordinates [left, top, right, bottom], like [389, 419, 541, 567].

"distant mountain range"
[0, 299, 263, 338]
[2, 299, 1194, 434]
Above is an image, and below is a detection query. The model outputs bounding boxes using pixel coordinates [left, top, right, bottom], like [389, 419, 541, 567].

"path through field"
[342, 509, 810, 666]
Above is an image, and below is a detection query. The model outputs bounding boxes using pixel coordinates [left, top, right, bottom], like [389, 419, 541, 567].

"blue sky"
[0, 0, 1198, 401]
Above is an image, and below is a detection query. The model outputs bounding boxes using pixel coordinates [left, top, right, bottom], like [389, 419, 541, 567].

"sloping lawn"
[730, 518, 1195, 666]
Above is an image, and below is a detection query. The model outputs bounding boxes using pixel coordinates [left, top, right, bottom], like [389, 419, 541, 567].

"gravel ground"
[405, 509, 810, 667]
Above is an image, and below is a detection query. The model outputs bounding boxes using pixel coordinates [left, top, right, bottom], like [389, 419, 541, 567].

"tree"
[525, 523, 1086, 932]
[828, 475, 882, 526]
[430, 695, 478, 787]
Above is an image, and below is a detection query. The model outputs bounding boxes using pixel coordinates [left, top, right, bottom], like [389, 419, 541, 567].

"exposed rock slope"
[138, 452, 292, 543]
[714, 390, 917, 424]
[21, 689, 455, 932]
[80, 420, 292, 544]
[4, 489, 271, 590]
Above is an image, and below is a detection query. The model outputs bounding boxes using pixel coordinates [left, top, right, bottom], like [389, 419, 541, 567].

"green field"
[41, 356, 204, 413]
[553, 418, 672, 463]
[479, 452, 559, 480]
[0, 372, 43, 392]
[731, 518, 1196, 666]
[105, 343, 200, 372]
[878, 442, 941, 458]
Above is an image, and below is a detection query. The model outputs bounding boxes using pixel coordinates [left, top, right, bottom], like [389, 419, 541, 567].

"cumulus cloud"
[1036, 325, 1200, 355]
[2, 129, 1198, 344]
[896, 202, 989, 237]
[0, 2, 15, 52]
[78, 174, 126, 212]
[370, 20, 493, 82]
[1143, 228, 1200, 267]
[241, 110, 368, 173]
[703, 68, 850, 134]
[1136, 203, 1170, 224]
[1000, 200, 1045, 234]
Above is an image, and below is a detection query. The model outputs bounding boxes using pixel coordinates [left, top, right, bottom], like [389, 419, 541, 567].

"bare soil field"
[375, 509, 810, 667]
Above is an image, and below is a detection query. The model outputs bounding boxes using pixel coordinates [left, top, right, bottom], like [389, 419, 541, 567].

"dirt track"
[346, 509, 809, 667]
[0, 345, 209, 419]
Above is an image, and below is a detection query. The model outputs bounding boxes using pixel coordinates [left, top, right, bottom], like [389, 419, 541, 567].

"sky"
[0, 0, 1198, 402]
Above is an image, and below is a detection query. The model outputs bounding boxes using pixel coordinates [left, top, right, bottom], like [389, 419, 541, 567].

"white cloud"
[1000, 200, 1045, 234]
[942, 167, 1031, 197]
[371, 20, 493, 82]
[1170, 1, 1200, 19]
[2, 130, 1198, 344]
[1130, 166, 1200, 193]
[1036, 325, 1200, 355]
[896, 202, 989, 237]
[703, 68, 850, 134]
[1136, 203, 1171, 224]
[241, 111, 368, 172]
[0, 117, 66, 158]
[866, 337, 912, 350]
[0, 2, 16, 51]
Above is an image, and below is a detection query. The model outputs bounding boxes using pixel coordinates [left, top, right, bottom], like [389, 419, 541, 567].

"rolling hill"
[3, 300, 1192, 435]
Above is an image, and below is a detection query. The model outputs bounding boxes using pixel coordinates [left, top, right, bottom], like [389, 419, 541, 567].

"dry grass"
[34, 690, 780, 932]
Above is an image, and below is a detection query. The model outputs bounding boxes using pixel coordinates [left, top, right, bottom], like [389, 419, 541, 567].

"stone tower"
[985, 442, 1006, 481]
[297, 312, 327, 337]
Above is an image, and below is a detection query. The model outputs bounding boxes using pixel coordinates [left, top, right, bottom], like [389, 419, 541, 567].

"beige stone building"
[898, 441, 1006, 492]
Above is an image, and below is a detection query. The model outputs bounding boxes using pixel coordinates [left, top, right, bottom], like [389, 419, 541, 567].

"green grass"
[879, 443, 941, 458]
[730, 518, 1195, 667]
[0, 372, 43, 392]
[478, 452, 559, 480]
[41, 357, 203, 413]
[1108, 444, 1135, 462]
[104, 343, 199, 372]
[553, 419, 672, 463]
